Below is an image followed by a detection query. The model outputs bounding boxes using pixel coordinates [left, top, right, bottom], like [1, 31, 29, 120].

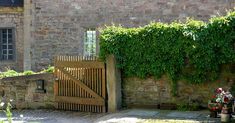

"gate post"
[106, 55, 122, 112]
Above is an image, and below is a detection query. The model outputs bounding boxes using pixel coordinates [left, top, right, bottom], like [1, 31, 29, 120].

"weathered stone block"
[0, 11, 23, 71]
[0, 73, 54, 109]
[123, 73, 235, 108]
[20, 0, 235, 71]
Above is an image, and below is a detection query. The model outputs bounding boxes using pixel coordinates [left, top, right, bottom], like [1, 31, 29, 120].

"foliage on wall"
[99, 10, 235, 94]
[0, 66, 54, 79]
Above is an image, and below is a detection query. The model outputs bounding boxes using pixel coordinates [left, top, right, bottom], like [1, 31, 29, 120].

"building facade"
[0, 0, 234, 71]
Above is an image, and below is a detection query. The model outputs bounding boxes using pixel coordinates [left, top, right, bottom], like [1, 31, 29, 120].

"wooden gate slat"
[54, 80, 58, 108]
[56, 61, 105, 68]
[57, 66, 103, 100]
[54, 56, 106, 113]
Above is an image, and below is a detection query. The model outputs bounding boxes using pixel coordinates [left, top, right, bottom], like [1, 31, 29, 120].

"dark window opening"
[0, 0, 23, 7]
[0, 29, 15, 61]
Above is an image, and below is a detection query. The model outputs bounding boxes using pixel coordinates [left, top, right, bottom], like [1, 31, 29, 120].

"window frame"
[84, 29, 97, 57]
[0, 28, 16, 61]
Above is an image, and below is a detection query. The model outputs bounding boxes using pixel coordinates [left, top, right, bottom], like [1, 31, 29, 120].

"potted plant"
[208, 98, 222, 118]
[208, 88, 233, 118]
[218, 88, 233, 122]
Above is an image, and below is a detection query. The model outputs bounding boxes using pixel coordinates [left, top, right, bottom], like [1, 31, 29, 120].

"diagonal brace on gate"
[57, 66, 104, 100]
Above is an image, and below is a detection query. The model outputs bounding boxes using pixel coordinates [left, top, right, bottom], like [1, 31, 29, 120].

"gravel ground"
[0, 109, 226, 123]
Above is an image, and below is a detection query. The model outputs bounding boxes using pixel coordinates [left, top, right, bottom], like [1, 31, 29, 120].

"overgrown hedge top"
[99, 11, 235, 83]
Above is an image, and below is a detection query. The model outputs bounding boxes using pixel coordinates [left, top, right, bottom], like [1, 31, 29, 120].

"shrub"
[99, 10, 235, 84]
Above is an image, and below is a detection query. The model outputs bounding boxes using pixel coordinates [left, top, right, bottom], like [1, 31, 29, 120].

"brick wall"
[0, 73, 54, 109]
[0, 7, 24, 71]
[30, 0, 234, 71]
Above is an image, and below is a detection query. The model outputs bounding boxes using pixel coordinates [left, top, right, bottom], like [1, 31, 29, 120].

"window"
[0, 0, 23, 7]
[84, 29, 96, 56]
[0, 29, 14, 61]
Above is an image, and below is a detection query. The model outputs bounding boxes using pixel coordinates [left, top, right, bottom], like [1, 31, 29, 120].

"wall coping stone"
[0, 73, 54, 83]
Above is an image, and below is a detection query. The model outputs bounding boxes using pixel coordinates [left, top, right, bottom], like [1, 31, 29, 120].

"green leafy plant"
[0, 100, 13, 123]
[23, 70, 35, 75]
[99, 10, 235, 95]
[41, 66, 54, 73]
[5, 102, 12, 123]
[0, 70, 19, 78]
[177, 103, 200, 111]
[0, 66, 55, 79]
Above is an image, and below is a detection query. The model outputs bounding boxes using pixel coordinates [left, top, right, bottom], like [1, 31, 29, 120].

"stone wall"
[123, 73, 235, 108]
[0, 73, 55, 109]
[0, 1, 234, 71]
[29, 0, 234, 71]
[0, 7, 24, 71]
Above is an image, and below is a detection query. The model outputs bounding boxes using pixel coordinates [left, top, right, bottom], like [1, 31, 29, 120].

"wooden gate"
[54, 56, 106, 113]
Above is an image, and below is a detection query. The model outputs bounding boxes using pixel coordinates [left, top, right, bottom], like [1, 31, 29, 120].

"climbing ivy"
[99, 11, 235, 93]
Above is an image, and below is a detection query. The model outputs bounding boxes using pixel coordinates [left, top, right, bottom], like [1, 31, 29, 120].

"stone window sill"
[0, 7, 23, 14]
[0, 60, 16, 64]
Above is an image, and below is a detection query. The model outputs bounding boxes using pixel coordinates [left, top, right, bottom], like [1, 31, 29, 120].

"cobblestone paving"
[0, 109, 226, 123]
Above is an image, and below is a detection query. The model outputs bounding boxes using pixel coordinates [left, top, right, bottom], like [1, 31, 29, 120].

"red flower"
[216, 88, 222, 94]
[212, 107, 216, 111]
[223, 97, 229, 103]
